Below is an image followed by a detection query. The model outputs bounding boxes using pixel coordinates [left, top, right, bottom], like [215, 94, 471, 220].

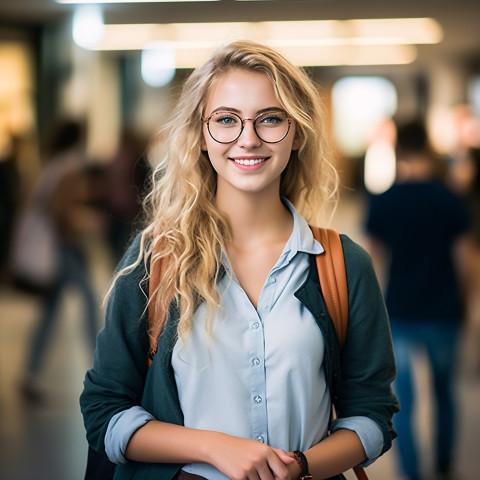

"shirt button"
[254, 395, 262, 404]
[256, 435, 264, 443]
[252, 322, 260, 329]
[269, 276, 276, 283]
[252, 357, 260, 366]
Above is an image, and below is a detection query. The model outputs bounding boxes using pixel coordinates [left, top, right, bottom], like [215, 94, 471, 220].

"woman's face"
[201, 69, 301, 201]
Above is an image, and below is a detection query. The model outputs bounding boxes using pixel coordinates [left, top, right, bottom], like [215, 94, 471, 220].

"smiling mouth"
[231, 158, 268, 166]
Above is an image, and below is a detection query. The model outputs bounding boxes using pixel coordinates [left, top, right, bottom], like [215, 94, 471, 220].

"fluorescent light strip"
[80, 18, 441, 66]
[95, 18, 442, 49]
[57, 1, 219, 4]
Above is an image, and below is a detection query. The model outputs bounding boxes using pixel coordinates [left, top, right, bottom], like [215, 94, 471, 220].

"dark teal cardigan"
[80, 234, 399, 480]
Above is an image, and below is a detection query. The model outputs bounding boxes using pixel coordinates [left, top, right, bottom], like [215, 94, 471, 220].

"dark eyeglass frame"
[203, 110, 293, 144]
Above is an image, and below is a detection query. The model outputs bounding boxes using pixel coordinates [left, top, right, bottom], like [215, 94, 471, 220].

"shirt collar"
[281, 198, 324, 264]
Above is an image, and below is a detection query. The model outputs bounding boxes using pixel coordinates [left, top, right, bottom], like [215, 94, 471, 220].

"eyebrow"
[208, 106, 287, 116]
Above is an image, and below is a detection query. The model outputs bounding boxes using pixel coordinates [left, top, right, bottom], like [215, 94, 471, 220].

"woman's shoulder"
[117, 230, 149, 265]
[113, 230, 151, 289]
[338, 233, 381, 297]
[339, 234, 374, 273]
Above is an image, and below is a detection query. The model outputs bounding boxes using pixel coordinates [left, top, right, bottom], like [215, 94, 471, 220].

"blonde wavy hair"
[118, 40, 338, 347]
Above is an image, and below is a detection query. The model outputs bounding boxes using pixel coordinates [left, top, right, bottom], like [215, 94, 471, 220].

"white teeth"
[234, 158, 265, 165]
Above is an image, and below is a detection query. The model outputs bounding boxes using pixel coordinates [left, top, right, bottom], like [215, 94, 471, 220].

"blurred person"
[80, 40, 398, 480]
[464, 147, 480, 243]
[445, 105, 480, 196]
[366, 120, 472, 480]
[463, 147, 480, 374]
[19, 118, 101, 402]
[102, 127, 150, 262]
[0, 132, 20, 282]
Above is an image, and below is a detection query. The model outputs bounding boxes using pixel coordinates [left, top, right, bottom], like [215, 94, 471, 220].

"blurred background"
[0, 1, 479, 479]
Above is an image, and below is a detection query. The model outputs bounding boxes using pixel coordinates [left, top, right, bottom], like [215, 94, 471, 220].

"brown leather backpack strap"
[310, 226, 349, 348]
[147, 248, 172, 364]
[311, 226, 369, 480]
[353, 466, 369, 480]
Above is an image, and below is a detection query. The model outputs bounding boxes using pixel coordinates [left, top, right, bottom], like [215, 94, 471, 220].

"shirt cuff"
[330, 416, 383, 467]
[105, 406, 155, 464]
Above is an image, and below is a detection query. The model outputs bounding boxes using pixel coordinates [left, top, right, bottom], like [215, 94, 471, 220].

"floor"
[1, 195, 479, 480]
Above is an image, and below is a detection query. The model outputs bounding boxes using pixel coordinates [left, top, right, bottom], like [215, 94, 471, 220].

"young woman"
[80, 40, 398, 480]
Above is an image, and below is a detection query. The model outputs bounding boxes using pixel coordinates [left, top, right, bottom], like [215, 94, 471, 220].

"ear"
[292, 126, 303, 151]
[201, 131, 208, 151]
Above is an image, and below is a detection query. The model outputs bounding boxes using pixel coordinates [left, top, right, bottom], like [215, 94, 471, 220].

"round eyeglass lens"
[207, 110, 290, 143]
[207, 112, 242, 143]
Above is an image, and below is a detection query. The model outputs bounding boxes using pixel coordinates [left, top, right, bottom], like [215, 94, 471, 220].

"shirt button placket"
[250, 317, 268, 446]
[262, 275, 276, 313]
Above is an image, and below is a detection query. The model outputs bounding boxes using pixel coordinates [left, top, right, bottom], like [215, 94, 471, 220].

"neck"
[216, 187, 292, 248]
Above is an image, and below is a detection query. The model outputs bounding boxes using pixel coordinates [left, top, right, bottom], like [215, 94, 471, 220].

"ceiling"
[1, 0, 480, 69]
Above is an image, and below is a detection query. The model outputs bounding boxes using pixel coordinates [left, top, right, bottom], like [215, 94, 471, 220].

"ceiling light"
[57, 1, 220, 4]
[79, 18, 442, 67]
[72, 4, 105, 49]
[141, 41, 176, 87]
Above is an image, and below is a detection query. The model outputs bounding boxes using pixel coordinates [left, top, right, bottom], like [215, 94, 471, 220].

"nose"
[237, 119, 262, 147]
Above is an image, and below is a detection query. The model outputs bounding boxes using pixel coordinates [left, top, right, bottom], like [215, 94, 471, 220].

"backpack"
[309, 228, 368, 480]
[84, 227, 368, 480]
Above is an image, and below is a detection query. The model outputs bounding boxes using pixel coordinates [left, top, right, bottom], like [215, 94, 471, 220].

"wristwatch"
[293, 451, 313, 480]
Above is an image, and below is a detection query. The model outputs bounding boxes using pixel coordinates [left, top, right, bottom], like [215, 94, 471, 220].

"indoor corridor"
[1, 194, 479, 480]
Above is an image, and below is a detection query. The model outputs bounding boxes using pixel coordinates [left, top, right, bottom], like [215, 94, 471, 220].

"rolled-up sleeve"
[331, 416, 383, 467]
[105, 406, 155, 464]
[80, 233, 151, 454]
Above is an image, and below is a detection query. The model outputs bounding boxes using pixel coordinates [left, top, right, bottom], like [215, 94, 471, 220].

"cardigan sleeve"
[80, 232, 152, 453]
[336, 235, 399, 454]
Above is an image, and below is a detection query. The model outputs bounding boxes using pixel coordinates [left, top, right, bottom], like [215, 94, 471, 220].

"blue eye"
[215, 114, 240, 126]
[263, 115, 282, 124]
[257, 111, 287, 126]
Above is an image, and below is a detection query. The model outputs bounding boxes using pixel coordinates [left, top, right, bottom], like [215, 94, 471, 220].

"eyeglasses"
[204, 109, 292, 144]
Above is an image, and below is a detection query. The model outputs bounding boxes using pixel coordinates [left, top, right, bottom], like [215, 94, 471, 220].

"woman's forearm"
[125, 420, 212, 464]
[125, 420, 295, 479]
[305, 429, 367, 480]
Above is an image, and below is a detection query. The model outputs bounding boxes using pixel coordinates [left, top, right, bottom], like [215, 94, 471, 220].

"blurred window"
[332, 76, 397, 158]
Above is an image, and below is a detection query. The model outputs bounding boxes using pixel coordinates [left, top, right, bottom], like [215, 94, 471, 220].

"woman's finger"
[272, 448, 296, 465]
[266, 450, 291, 480]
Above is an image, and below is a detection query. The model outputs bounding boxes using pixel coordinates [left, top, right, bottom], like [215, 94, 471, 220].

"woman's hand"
[204, 432, 297, 480]
[126, 421, 300, 479]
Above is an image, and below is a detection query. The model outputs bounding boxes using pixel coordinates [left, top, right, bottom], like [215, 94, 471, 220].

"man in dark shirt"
[366, 120, 471, 480]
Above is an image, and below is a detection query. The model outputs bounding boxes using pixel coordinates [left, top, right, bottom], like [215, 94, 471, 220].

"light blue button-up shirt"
[105, 200, 383, 474]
